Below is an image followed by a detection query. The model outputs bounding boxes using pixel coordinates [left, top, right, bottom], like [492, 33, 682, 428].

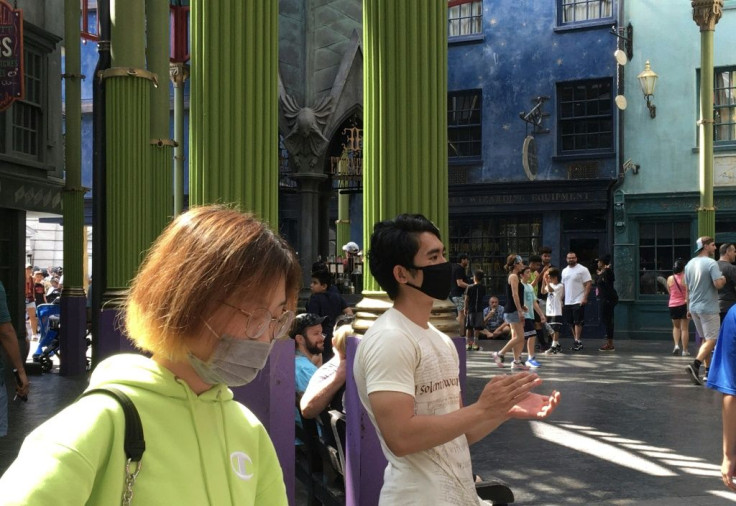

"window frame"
[449, 215, 542, 300]
[556, 78, 614, 157]
[556, 0, 615, 30]
[448, 89, 482, 163]
[0, 29, 53, 167]
[637, 220, 691, 297]
[713, 66, 736, 147]
[448, 0, 483, 40]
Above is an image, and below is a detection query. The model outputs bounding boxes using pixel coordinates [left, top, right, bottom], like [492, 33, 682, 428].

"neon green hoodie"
[0, 354, 288, 505]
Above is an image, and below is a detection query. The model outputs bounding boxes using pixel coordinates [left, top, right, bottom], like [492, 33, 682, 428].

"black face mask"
[405, 261, 453, 301]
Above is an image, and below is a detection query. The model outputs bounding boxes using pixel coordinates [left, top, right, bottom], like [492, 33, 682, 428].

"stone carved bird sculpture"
[281, 94, 333, 168]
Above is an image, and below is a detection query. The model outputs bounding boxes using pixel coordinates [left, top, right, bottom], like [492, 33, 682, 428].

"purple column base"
[453, 337, 467, 405]
[59, 295, 88, 376]
[345, 336, 385, 506]
[97, 305, 136, 362]
[232, 340, 296, 506]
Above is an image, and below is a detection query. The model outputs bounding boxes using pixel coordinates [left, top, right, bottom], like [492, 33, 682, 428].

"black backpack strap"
[81, 387, 146, 462]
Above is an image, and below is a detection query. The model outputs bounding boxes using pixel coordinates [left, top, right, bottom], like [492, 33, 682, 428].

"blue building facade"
[447, 0, 620, 321]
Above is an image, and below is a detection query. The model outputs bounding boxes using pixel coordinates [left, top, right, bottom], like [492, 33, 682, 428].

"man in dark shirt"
[306, 269, 353, 362]
[717, 243, 736, 322]
[450, 254, 472, 335]
[595, 254, 618, 352]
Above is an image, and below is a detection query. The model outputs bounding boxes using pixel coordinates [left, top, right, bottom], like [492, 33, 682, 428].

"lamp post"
[692, 0, 723, 238]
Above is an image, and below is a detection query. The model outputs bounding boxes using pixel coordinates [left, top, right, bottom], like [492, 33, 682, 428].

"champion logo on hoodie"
[230, 451, 254, 480]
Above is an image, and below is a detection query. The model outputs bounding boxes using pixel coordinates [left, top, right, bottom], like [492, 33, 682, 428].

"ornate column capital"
[692, 0, 723, 31]
[169, 62, 190, 88]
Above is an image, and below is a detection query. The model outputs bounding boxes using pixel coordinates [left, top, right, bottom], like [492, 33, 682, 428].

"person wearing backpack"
[0, 205, 300, 505]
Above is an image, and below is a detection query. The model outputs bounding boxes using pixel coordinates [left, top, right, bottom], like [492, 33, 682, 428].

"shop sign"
[0, 0, 23, 112]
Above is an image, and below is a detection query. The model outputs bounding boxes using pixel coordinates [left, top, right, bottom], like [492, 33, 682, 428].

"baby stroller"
[33, 303, 61, 372]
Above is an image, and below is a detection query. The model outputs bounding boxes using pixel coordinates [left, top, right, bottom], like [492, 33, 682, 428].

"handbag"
[80, 387, 146, 506]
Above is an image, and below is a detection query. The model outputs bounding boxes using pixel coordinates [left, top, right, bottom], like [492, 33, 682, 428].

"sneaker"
[571, 341, 583, 351]
[511, 360, 529, 370]
[703, 368, 709, 382]
[686, 364, 703, 385]
[466, 345, 472, 351]
[672, 346, 681, 356]
[544, 345, 557, 355]
[599, 342, 615, 351]
[493, 352, 505, 367]
[472, 345, 480, 351]
[525, 357, 541, 368]
[682, 350, 691, 356]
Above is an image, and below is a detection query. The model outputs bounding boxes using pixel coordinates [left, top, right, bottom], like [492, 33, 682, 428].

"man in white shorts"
[685, 236, 726, 385]
[354, 213, 560, 505]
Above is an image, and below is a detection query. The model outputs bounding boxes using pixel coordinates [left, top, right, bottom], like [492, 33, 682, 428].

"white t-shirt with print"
[545, 282, 564, 317]
[561, 263, 592, 305]
[353, 308, 483, 506]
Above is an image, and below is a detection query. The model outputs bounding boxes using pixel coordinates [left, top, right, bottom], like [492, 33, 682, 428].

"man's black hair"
[368, 214, 441, 300]
[548, 267, 560, 280]
[457, 253, 468, 261]
[540, 246, 552, 255]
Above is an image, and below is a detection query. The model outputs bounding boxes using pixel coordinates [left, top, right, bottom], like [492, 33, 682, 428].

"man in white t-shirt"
[353, 213, 560, 505]
[561, 251, 592, 351]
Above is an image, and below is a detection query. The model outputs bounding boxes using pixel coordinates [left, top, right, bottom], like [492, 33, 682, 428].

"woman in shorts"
[493, 254, 527, 369]
[667, 258, 689, 356]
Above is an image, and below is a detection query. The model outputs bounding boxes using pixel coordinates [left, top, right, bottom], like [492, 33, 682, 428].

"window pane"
[448, 90, 482, 159]
[560, 0, 612, 24]
[557, 79, 613, 154]
[714, 68, 736, 143]
[639, 221, 690, 295]
[448, 1, 483, 36]
[450, 216, 542, 300]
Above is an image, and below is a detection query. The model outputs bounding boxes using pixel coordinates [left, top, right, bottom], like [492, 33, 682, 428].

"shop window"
[449, 216, 542, 299]
[448, 0, 482, 37]
[559, 0, 613, 25]
[0, 34, 52, 164]
[448, 90, 482, 160]
[639, 221, 690, 295]
[714, 67, 736, 145]
[557, 79, 613, 155]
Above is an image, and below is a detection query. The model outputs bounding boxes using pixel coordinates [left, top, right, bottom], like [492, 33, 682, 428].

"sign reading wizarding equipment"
[0, 0, 23, 112]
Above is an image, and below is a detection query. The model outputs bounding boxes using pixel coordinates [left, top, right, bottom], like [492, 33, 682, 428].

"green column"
[60, 0, 88, 375]
[362, 0, 449, 293]
[693, 0, 723, 237]
[146, 0, 174, 226]
[62, 0, 84, 293]
[189, 1, 279, 225]
[106, 0, 153, 291]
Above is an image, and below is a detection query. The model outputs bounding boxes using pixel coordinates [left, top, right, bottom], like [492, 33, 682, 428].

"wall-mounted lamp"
[637, 61, 658, 119]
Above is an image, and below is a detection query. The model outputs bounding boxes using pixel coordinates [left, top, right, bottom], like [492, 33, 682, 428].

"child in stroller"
[33, 302, 60, 372]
